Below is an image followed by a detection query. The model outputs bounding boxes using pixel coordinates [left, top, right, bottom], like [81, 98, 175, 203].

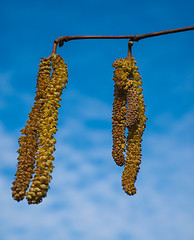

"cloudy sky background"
[1, 0, 194, 239]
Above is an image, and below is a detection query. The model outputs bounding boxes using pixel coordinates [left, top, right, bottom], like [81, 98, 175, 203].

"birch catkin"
[11, 59, 51, 201]
[12, 55, 68, 204]
[112, 84, 127, 166]
[112, 58, 133, 166]
[122, 57, 147, 195]
[126, 85, 139, 129]
[12, 50, 146, 203]
[112, 56, 147, 196]
[26, 55, 68, 204]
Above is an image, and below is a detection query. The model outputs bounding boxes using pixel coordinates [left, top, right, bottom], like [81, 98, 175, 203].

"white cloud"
[60, 89, 112, 121]
[0, 70, 35, 110]
[0, 94, 194, 240]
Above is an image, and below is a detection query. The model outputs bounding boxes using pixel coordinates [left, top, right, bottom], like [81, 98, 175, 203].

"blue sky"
[0, 0, 194, 239]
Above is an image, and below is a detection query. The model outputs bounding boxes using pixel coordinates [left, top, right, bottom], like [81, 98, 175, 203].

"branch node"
[63, 36, 69, 42]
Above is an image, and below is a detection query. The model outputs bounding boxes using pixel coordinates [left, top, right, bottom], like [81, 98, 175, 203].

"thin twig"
[57, 26, 194, 43]
[46, 26, 194, 58]
[42, 41, 58, 60]
[127, 41, 133, 60]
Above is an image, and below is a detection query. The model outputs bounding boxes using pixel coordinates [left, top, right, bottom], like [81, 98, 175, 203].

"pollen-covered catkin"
[11, 59, 51, 201]
[122, 57, 147, 196]
[112, 84, 127, 166]
[26, 55, 68, 204]
[112, 58, 138, 166]
[126, 85, 139, 129]
[112, 58, 131, 166]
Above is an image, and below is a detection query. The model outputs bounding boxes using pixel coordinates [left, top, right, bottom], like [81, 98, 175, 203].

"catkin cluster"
[112, 57, 147, 196]
[11, 55, 68, 204]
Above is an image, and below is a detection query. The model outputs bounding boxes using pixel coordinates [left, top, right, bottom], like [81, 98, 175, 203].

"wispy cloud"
[0, 92, 194, 240]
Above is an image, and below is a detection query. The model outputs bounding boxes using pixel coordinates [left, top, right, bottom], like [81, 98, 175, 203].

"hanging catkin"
[112, 56, 147, 196]
[112, 84, 127, 166]
[11, 54, 68, 204]
[26, 55, 68, 204]
[126, 85, 139, 128]
[112, 58, 136, 166]
[11, 59, 52, 201]
[122, 57, 147, 196]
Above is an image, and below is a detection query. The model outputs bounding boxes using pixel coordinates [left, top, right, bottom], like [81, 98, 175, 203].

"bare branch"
[56, 26, 194, 43]
[46, 26, 194, 57]
[133, 26, 194, 41]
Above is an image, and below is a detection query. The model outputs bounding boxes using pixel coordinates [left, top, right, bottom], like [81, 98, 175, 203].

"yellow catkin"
[26, 55, 68, 204]
[112, 58, 138, 166]
[122, 57, 147, 196]
[126, 85, 139, 128]
[11, 59, 51, 201]
[112, 84, 127, 166]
